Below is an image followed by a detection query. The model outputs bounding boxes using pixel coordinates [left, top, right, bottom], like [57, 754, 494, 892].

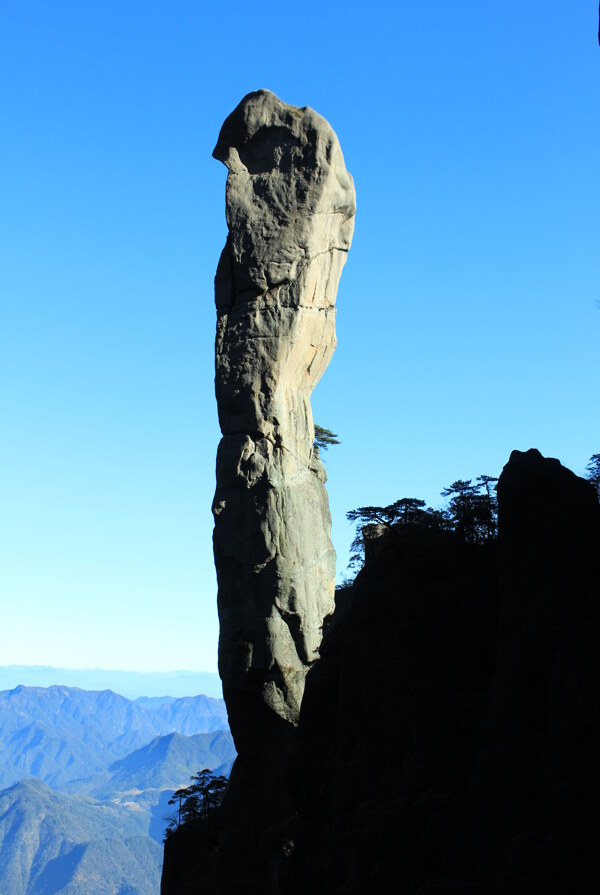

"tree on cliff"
[347, 498, 448, 531]
[314, 425, 340, 453]
[585, 453, 600, 498]
[346, 472, 499, 574]
[346, 499, 449, 569]
[476, 474, 499, 531]
[441, 476, 498, 544]
[164, 769, 228, 841]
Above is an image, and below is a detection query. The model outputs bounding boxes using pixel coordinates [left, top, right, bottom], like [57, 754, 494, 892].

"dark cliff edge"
[162, 448, 600, 894]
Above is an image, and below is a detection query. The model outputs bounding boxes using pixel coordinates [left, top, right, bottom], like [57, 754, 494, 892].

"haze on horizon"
[0, 664, 222, 699]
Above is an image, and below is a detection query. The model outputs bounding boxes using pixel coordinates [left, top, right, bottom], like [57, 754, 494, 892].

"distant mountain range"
[63, 729, 235, 844]
[0, 779, 162, 895]
[63, 728, 235, 806]
[0, 683, 235, 894]
[94, 729, 234, 793]
[0, 665, 222, 698]
[0, 684, 229, 789]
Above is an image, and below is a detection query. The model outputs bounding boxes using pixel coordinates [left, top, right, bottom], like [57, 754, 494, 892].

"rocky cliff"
[286, 449, 600, 894]
[162, 448, 600, 894]
[211, 89, 355, 761]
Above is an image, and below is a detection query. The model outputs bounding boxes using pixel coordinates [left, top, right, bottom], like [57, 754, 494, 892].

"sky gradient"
[1, 1, 598, 674]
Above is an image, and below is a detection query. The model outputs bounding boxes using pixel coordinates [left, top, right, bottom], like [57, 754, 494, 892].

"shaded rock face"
[162, 448, 600, 894]
[287, 449, 600, 895]
[211, 90, 355, 755]
[288, 524, 500, 895]
[469, 449, 600, 890]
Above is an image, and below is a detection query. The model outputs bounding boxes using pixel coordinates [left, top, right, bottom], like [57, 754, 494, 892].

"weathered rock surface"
[211, 90, 355, 756]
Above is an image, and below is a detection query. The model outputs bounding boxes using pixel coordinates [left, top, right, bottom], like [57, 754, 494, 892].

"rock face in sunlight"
[211, 90, 355, 757]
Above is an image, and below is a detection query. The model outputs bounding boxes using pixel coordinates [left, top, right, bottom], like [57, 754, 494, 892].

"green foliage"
[441, 475, 498, 544]
[164, 769, 228, 841]
[346, 498, 449, 531]
[314, 425, 341, 453]
[346, 498, 451, 570]
[346, 473, 498, 573]
[346, 450, 599, 577]
[585, 453, 600, 498]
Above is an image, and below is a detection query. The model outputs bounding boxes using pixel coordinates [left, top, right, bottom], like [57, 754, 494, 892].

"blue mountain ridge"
[0, 779, 162, 895]
[0, 684, 235, 894]
[0, 684, 229, 789]
[0, 665, 222, 699]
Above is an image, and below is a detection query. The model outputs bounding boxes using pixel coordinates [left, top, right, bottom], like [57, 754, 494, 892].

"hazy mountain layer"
[0, 666, 222, 699]
[141, 696, 229, 737]
[100, 730, 234, 793]
[0, 726, 235, 894]
[65, 729, 235, 844]
[0, 683, 233, 892]
[0, 685, 228, 789]
[0, 778, 162, 895]
[62, 730, 233, 829]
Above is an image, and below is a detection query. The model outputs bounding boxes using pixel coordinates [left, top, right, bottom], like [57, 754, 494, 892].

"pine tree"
[314, 425, 341, 453]
[585, 453, 600, 498]
[164, 769, 228, 841]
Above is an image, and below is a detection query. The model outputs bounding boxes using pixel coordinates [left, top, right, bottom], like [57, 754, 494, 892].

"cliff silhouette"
[161, 448, 600, 894]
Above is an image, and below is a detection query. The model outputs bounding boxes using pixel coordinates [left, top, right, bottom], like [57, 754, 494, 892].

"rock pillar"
[211, 90, 355, 757]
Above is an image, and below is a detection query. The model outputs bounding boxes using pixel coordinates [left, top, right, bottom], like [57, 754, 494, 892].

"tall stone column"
[212, 90, 355, 757]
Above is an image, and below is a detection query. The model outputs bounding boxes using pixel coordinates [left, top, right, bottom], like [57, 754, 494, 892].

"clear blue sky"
[1, 1, 598, 673]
